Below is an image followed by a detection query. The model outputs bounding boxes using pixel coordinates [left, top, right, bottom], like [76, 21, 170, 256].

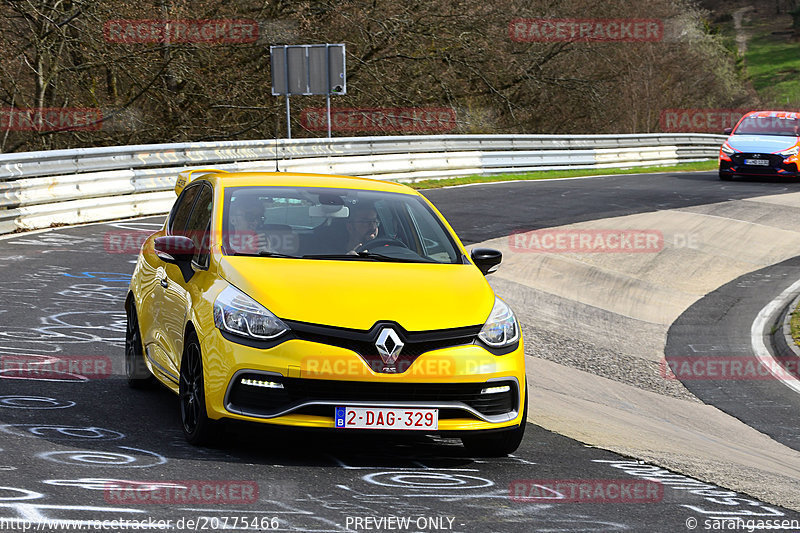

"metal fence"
[0, 133, 724, 235]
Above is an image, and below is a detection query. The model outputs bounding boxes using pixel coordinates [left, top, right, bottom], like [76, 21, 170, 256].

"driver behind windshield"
[344, 204, 380, 253]
[228, 196, 267, 254]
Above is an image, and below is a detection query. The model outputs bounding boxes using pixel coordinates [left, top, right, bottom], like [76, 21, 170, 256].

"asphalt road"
[422, 171, 800, 244]
[665, 256, 800, 451]
[1, 171, 799, 532]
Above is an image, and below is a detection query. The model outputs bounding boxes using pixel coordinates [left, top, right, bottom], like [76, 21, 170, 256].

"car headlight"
[720, 143, 735, 155]
[779, 145, 799, 157]
[478, 297, 519, 348]
[213, 285, 288, 340]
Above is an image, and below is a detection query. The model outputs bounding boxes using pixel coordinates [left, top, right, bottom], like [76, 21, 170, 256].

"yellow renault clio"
[126, 170, 526, 455]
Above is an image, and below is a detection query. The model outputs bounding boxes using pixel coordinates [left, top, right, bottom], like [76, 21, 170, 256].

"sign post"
[270, 44, 346, 138]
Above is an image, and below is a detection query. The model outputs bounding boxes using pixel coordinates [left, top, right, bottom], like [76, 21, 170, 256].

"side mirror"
[723, 127, 733, 135]
[154, 236, 196, 264]
[471, 248, 502, 275]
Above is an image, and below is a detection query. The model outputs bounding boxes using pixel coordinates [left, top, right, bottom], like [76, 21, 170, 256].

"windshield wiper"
[301, 253, 378, 261]
[258, 251, 298, 258]
[355, 251, 430, 263]
[230, 251, 298, 258]
[302, 252, 427, 263]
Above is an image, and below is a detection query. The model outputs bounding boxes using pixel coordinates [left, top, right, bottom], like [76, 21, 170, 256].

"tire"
[125, 302, 156, 389]
[462, 387, 528, 457]
[179, 332, 218, 446]
[719, 171, 733, 181]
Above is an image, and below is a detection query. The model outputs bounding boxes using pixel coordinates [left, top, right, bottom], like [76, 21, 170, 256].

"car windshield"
[733, 115, 800, 136]
[222, 186, 462, 264]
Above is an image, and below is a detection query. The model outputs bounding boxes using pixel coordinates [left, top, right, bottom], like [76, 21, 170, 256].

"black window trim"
[186, 181, 214, 271]
[168, 182, 205, 236]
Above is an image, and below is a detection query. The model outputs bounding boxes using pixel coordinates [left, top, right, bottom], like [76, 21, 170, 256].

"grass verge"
[407, 160, 718, 190]
[791, 298, 800, 348]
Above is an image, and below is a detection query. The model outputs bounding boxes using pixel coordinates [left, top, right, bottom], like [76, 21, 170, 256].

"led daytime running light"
[481, 385, 511, 394]
[240, 378, 284, 389]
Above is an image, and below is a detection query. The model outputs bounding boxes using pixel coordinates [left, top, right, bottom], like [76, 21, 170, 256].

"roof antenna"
[274, 110, 280, 172]
[274, 136, 280, 172]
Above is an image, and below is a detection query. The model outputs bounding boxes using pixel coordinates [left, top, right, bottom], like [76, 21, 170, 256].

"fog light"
[481, 385, 510, 395]
[241, 378, 283, 389]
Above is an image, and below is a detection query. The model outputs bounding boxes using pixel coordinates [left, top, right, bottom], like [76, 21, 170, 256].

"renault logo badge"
[376, 328, 404, 372]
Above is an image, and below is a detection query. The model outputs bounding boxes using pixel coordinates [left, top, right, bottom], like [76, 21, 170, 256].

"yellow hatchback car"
[125, 170, 527, 455]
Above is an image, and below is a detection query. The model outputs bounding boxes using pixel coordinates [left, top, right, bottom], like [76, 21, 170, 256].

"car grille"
[730, 153, 791, 172]
[284, 320, 482, 373]
[226, 375, 518, 420]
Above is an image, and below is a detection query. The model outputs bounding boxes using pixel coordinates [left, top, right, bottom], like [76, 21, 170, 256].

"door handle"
[159, 278, 168, 289]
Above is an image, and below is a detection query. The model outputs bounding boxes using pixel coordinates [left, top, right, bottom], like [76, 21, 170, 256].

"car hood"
[217, 257, 496, 331]
[727, 135, 799, 153]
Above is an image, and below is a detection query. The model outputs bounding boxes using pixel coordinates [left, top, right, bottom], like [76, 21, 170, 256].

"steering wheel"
[355, 237, 408, 253]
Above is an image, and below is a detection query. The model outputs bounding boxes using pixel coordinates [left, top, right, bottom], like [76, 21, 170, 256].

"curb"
[766, 288, 800, 393]
[773, 291, 800, 361]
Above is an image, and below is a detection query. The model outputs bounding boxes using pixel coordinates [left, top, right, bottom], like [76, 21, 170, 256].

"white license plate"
[744, 159, 769, 166]
[335, 407, 438, 430]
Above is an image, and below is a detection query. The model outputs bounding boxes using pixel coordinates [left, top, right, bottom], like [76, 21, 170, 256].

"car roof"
[194, 171, 419, 195]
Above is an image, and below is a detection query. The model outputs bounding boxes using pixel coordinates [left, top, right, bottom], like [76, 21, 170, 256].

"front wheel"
[179, 332, 217, 446]
[125, 302, 155, 389]
[461, 388, 527, 457]
[719, 171, 733, 181]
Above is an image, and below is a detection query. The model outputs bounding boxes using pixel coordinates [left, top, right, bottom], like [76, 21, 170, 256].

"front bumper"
[200, 327, 527, 432]
[720, 153, 800, 177]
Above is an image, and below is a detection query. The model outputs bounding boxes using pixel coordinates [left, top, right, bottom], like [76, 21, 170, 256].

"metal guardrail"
[0, 133, 725, 235]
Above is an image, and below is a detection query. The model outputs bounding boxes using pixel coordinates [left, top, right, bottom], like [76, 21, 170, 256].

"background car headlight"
[779, 145, 799, 157]
[720, 143, 735, 155]
[213, 285, 288, 339]
[478, 297, 519, 348]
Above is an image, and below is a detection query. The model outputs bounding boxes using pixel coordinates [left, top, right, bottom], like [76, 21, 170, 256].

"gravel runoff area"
[519, 321, 702, 403]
